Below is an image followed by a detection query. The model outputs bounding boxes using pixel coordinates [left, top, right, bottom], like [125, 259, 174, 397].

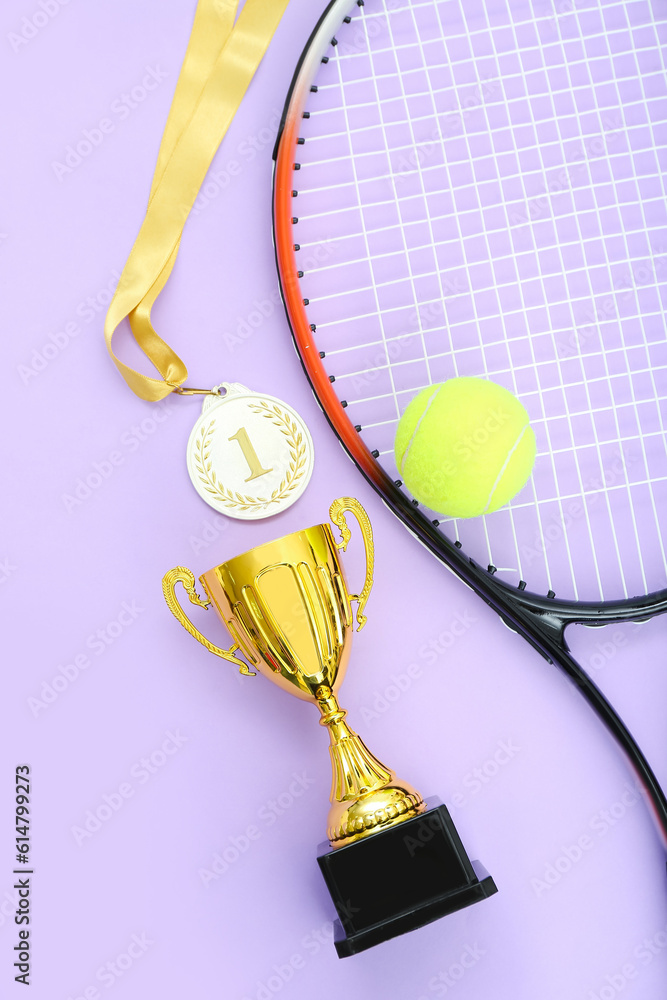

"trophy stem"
[315, 686, 425, 849]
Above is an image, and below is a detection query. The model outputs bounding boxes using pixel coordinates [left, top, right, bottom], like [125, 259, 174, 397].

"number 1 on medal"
[186, 384, 314, 520]
[229, 426, 274, 482]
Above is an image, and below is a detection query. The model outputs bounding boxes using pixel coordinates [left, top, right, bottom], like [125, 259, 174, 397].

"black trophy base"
[317, 798, 497, 958]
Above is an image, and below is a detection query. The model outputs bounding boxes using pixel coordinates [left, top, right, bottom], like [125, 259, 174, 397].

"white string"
[293, 0, 667, 600]
[428, 0, 522, 570]
[340, 369, 667, 411]
[368, 0, 439, 405]
[327, 8, 402, 423]
[558, 4, 642, 597]
[605, 9, 667, 582]
[501, 0, 606, 598]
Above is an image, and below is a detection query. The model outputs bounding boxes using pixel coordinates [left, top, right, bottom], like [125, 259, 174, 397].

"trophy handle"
[329, 497, 374, 630]
[161, 566, 256, 676]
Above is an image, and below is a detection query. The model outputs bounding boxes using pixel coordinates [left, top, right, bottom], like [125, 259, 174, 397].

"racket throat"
[481, 579, 567, 657]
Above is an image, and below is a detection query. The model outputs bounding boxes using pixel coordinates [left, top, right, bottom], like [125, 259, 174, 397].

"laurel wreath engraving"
[193, 401, 307, 513]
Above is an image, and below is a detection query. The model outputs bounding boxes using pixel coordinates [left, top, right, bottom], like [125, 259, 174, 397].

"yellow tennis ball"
[394, 378, 536, 518]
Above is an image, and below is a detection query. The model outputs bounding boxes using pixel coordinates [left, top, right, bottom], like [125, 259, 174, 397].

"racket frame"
[272, 0, 667, 840]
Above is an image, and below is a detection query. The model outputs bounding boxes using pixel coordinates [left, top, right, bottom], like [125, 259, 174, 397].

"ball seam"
[398, 384, 443, 477]
[482, 422, 530, 515]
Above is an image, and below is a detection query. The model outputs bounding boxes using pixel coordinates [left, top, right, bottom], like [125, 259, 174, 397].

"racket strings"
[292, 0, 667, 601]
[593, 9, 667, 584]
[477, 1, 621, 596]
[426, 0, 633, 590]
[322, 3, 664, 592]
[402, 0, 526, 572]
[333, 10, 406, 436]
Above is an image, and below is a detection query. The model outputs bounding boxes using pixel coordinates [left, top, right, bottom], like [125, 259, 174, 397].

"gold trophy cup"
[162, 497, 497, 957]
[162, 496, 425, 847]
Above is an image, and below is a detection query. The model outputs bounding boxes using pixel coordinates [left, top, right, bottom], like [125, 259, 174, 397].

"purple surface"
[1, 1, 666, 999]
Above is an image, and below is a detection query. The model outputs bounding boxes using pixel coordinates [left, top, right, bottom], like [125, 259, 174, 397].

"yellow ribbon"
[104, 0, 290, 401]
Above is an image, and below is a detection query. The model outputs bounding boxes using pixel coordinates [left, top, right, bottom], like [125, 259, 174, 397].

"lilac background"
[1, 2, 666, 998]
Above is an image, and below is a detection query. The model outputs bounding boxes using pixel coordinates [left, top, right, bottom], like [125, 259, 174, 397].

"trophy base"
[317, 798, 497, 958]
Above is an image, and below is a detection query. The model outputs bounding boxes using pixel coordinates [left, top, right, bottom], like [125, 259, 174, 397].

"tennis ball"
[394, 377, 536, 518]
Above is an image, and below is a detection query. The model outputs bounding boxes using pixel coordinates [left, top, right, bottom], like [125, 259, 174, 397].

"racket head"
[273, 0, 667, 616]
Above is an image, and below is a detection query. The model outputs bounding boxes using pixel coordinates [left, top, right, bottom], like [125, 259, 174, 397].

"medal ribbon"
[104, 0, 290, 401]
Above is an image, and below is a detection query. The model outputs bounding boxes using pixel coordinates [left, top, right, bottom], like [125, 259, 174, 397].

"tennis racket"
[272, 0, 667, 843]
